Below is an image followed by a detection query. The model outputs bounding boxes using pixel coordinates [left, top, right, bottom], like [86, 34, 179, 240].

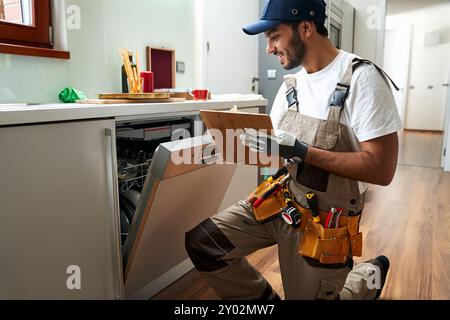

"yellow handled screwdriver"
[306, 192, 321, 223]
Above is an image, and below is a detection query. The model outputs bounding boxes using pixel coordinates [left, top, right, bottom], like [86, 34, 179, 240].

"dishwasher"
[114, 116, 243, 299]
[116, 117, 194, 252]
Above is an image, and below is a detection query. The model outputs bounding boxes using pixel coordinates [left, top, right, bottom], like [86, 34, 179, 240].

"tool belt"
[247, 171, 363, 266]
[246, 170, 301, 224]
[298, 208, 363, 266]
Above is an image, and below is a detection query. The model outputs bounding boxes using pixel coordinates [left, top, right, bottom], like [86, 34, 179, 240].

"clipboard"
[199, 110, 282, 167]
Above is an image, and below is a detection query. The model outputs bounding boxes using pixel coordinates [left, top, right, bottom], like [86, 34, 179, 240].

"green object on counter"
[58, 88, 87, 103]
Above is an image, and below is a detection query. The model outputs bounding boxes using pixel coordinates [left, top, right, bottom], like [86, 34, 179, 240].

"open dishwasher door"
[122, 136, 238, 299]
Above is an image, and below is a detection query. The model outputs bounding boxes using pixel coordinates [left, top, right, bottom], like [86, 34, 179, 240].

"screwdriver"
[253, 174, 290, 208]
[306, 192, 321, 223]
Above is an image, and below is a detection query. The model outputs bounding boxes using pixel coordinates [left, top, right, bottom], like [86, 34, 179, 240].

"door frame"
[194, 0, 207, 88]
[443, 68, 450, 171]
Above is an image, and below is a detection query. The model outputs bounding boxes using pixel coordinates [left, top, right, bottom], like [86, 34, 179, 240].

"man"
[186, 0, 402, 300]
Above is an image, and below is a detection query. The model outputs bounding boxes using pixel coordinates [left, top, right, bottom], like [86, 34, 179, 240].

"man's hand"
[239, 128, 309, 161]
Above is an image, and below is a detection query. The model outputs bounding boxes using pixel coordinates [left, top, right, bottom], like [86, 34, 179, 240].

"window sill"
[0, 43, 70, 59]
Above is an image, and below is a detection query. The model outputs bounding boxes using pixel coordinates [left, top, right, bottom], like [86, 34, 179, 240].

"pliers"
[325, 208, 343, 229]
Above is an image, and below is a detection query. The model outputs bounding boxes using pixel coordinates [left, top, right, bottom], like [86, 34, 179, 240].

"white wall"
[0, 0, 69, 104]
[0, 54, 70, 104]
[345, 0, 386, 64]
[386, 2, 450, 29]
[66, 0, 196, 98]
[387, 0, 448, 16]
[0, 0, 197, 103]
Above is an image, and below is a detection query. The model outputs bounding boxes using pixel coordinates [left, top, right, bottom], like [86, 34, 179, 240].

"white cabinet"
[0, 101, 264, 299]
[0, 119, 123, 299]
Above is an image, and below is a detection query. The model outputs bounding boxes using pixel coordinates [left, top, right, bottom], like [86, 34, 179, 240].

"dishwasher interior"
[115, 116, 196, 255]
[114, 114, 258, 299]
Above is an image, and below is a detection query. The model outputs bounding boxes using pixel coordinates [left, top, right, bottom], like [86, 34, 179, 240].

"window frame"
[0, 0, 51, 48]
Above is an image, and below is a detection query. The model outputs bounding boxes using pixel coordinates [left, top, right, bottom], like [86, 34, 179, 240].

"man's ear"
[300, 21, 314, 39]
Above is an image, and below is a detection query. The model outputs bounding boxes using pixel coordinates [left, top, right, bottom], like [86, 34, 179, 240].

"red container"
[192, 89, 209, 101]
[140, 71, 154, 93]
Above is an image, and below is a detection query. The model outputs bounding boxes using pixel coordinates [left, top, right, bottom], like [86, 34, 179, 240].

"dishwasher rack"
[116, 117, 195, 251]
[118, 160, 151, 192]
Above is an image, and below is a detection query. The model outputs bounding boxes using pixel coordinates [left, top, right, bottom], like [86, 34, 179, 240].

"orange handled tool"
[253, 174, 290, 209]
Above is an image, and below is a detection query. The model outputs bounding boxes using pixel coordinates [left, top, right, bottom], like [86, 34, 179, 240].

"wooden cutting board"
[77, 98, 185, 104]
[98, 93, 170, 100]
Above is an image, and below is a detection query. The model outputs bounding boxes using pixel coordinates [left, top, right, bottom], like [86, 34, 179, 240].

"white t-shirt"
[270, 50, 403, 192]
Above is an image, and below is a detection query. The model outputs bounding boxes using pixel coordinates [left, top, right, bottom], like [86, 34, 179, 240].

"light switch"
[267, 69, 277, 80]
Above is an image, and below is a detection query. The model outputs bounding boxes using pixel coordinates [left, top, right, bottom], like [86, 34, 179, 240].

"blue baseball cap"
[243, 0, 327, 35]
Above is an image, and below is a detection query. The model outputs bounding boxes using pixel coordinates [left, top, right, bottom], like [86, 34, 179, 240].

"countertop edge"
[0, 99, 269, 126]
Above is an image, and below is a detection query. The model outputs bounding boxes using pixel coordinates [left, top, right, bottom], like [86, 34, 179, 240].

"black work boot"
[257, 283, 282, 300]
[364, 255, 390, 300]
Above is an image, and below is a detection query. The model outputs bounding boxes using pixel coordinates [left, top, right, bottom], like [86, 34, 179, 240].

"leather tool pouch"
[250, 177, 308, 228]
[250, 177, 287, 223]
[251, 188, 285, 223]
[298, 210, 363, 266]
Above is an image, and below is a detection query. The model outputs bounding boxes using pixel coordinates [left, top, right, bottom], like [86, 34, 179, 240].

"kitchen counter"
[0, 99, 268, 126]
[0, 97, 267, 299]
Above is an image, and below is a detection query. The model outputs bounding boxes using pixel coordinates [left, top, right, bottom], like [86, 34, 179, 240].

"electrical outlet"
[267, 69, 277, 80]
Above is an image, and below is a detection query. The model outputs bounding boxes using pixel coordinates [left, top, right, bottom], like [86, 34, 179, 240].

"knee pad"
[185, 219, 235, 272]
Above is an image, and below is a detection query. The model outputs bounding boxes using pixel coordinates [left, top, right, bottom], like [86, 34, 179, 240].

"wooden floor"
[153, 130, 449, 300]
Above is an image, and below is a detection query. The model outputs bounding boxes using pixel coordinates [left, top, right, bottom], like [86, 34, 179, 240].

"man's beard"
[282, 29, 306, 70]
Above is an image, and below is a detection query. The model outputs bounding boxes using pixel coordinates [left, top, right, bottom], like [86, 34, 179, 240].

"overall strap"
[352, 58, 400, 91]
[327, 57, 400, 123]
[284, 74, 299, 112]
[327, 59, 357, 122]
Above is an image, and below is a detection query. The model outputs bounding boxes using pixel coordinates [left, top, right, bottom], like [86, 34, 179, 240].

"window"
[0, 0, 33, 25]
[0, 0, 68, 58]
[0, 0, 51, 48]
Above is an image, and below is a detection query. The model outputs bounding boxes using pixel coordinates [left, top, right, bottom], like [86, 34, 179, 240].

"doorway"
[204, 0, 259, 95]
[384, 2, 450, 131]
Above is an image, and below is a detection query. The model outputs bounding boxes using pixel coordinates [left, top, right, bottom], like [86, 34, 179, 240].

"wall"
[387, 0, 448, 15]
[345, 0, 386, 65]
[65, 0, 196, 98]
[0, 54, 70, 104]
[386, 1, 450, 28]
[0, 0, 70, 104]
[0, 0, 196, 103]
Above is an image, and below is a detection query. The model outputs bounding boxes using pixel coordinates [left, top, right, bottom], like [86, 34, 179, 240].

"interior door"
[383, 27, 412, 124]
[405, 24, 450, 131]
[206, 0, 259, 94]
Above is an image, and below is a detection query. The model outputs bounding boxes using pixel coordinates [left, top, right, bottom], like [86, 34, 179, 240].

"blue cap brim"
[243, 19, 283, 35]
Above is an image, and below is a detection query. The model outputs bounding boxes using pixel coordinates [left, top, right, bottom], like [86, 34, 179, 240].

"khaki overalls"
[186, 58, 395, 300]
